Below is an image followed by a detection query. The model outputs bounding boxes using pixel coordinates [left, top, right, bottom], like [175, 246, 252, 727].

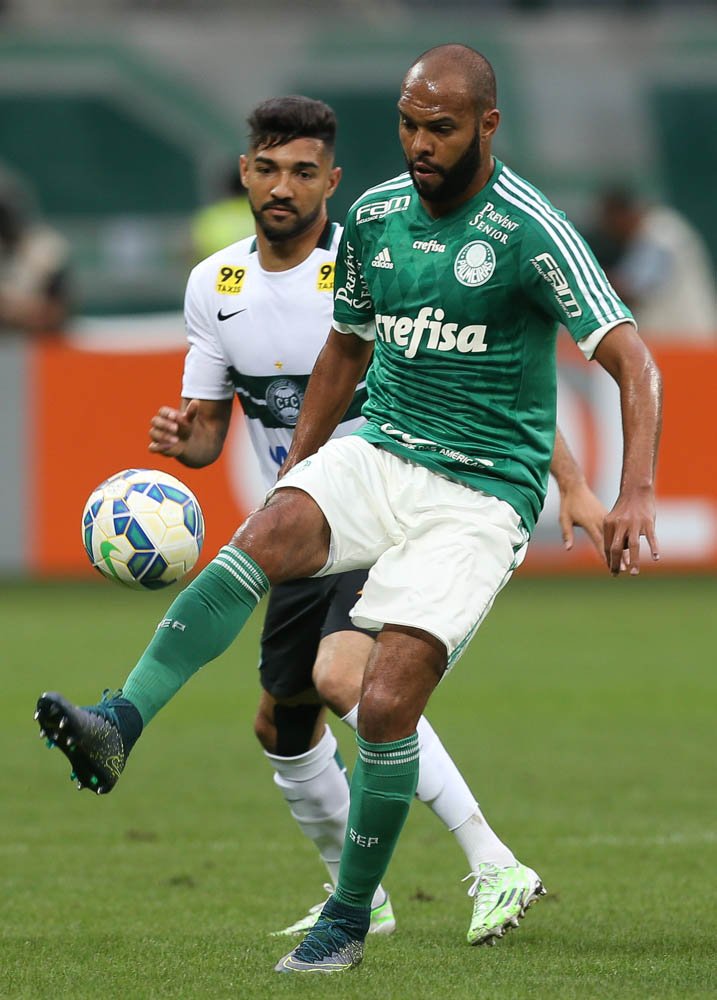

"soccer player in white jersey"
[35, 52, 661, 975]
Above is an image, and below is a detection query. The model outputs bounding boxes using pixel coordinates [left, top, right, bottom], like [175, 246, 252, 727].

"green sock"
[334, 732, 419, 909]
[122, 546, 269, 725]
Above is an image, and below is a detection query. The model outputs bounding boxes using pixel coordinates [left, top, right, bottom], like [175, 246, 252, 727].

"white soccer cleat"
[463, 862, 546, 945]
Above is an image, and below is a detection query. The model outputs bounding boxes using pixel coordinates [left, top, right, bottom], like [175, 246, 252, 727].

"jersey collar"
[248, 219, 335, 255]
[414, 158, 504, 226]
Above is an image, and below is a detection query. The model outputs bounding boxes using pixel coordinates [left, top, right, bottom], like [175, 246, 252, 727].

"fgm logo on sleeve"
[454, 241, 496, 286]
[530, 252, 582, 318]
[356, 195, 411, 225]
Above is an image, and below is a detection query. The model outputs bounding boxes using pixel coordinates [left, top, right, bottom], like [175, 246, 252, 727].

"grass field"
[2, 575, 716, 999]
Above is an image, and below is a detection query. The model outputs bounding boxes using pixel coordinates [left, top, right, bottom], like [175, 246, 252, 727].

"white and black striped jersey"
[182, 221, 367, 491]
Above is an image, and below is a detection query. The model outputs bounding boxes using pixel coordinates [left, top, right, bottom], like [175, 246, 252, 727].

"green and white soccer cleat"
[272, 883, 395, 937]
[463, 862, 546, 945]
[275, 896, 369, 974]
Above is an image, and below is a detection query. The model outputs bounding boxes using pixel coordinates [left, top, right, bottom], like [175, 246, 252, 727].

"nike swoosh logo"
[217, 308, 247, 322]
[100, 540, 121, 580]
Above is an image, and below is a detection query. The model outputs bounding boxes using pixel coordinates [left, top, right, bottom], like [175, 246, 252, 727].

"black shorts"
[259, 569, 372, 700]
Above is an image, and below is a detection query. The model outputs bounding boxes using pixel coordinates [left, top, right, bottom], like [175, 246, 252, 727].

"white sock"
[452, 811, 517, 870]
[342, 705, 516, 870]
[414, 715, 479, 828]
[265, 724, 386, 910]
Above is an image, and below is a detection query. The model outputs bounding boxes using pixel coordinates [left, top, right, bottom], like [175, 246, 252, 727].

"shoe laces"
[84, 688, 123, 725]
[462, 865, 501, 899]
[292, 914, 356, 963]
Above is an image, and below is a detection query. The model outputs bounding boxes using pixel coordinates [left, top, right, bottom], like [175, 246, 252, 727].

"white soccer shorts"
[271, 435, 529, 667]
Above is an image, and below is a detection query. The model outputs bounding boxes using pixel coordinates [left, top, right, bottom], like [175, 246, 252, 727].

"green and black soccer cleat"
[34, 690, 138, 795]
[275, 896, 370, 974]
[272, 883, 396, 938]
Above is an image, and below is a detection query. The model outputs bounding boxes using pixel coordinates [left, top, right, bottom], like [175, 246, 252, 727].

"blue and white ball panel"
[81, 468, 205, 590]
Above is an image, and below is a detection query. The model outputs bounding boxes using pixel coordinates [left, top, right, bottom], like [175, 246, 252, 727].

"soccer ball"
[81, 468, 204, 590]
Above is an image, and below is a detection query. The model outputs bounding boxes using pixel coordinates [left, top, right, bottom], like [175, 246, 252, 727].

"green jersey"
[333, 158, 634, 532]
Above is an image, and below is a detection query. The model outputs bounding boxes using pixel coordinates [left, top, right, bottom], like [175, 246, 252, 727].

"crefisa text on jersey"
[412, 238, 446, 254]
[375, 306, 488, 359]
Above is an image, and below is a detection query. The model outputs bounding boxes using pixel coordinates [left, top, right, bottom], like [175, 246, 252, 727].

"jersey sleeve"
[181, 265, 234, 400]
[332, 209, 376, 341]
[520, 217, 636, 359]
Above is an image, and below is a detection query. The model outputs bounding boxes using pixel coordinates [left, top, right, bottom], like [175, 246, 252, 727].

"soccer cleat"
[463, 862, 546, 946]
[275, 895, 369, 974]
[34, 690, 131, 795]
[271, 883, 396, 938]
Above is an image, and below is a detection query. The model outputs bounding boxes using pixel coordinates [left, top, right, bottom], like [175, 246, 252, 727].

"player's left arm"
[593, 322, 662, 576]
[279, 328, 373, 478]
[550, 427, 606, 559]
[519, 216, 661, 574]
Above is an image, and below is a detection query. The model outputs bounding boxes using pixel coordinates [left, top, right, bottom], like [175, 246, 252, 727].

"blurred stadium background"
[0, 0, 715, 578]
[2, 5, 716, 997]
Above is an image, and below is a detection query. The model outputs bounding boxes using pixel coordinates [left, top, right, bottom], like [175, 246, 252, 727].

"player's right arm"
[279, 328, 373, 478]
[148, 396, 233, 467]
[151, 260, 236, 467]
[279, 205, 375, 478]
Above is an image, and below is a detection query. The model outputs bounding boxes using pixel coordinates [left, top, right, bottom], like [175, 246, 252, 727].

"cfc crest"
[266, 378, 304, 427]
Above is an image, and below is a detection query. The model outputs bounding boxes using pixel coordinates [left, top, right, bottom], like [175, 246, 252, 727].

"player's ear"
[481, 108, 500, 140]
[326, 165, 342, 199]
[239, 154, 249, 186]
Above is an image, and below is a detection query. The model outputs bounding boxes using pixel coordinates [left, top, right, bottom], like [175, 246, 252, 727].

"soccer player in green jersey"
[36, 45, 661, 974]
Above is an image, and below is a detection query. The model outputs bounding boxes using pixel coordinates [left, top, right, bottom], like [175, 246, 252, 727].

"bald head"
[397, 44, 500, 213]
[404, 45, 497, 114]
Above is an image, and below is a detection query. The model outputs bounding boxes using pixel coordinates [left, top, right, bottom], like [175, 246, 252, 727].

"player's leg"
[277, 466, 545, 974]
[256, 690, 350, 913]
[254, 577, 393, 936]
[276, 625, 438, 974]
[260, 698, 395, 937]
[35, 488, 331, 793]
[316, 573, 518, 875]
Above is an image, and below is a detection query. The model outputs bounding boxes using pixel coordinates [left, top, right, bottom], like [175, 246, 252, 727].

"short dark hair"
[247, 96, 337, 152]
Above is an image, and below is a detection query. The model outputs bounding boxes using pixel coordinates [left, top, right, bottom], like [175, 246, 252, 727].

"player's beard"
[407, 127, 482, 204]
[251, 197, 323, 243]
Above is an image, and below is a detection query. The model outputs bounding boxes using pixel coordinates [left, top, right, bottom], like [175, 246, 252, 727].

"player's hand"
[603, 487, 660, 577]
[148, 399, 199, 457]
[558, 478, 606, 561]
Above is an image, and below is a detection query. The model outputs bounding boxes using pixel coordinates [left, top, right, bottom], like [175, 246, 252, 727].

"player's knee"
[312, 658, 347, 714]
[253, 703, 277, 753]
[312, 632, 369, 716]
[358, 685, 418, 742]
[273, 702, 323, 757]
[231, 490, 329, 582]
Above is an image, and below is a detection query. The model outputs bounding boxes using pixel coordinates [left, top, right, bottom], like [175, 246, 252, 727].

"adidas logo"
[371, 247, 394, 269]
